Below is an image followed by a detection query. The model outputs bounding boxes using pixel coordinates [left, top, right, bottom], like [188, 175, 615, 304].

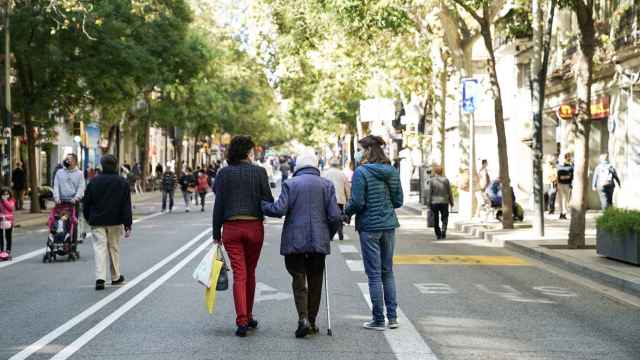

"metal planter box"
[596, 229, 640, 265]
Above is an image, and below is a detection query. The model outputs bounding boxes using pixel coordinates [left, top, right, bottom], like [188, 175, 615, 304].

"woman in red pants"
[212, 135, 274, 337]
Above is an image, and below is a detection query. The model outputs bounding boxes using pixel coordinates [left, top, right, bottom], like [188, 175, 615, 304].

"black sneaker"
[363, 320, 386, 331]
[248, 319, 258, 329]
[201, 207, 205, 212]
[295, 319, 310, 338]
[95, 279, 105, 291]
[235, 325, 248, 337]
[388, 319, 399, 329]
[112, 275, 125, 286]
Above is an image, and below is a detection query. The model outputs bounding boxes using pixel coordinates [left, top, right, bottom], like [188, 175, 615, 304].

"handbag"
[215, 247, 229, 291]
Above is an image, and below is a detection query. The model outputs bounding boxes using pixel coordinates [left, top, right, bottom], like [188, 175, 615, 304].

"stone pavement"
[404, 200, 640, 300]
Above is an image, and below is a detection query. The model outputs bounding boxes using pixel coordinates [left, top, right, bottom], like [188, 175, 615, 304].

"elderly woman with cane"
[262, 150, 342, 338]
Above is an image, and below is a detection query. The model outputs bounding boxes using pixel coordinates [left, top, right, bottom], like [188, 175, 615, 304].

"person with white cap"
[262, 149, 341, 338]
[323, 158, 350, 240]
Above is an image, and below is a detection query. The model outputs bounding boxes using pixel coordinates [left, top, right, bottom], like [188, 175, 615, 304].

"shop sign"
[557, 96, 609, 120]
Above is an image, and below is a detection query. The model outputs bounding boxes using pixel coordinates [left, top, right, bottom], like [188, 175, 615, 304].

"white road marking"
[342, 233, 351, 240]
[357, 283, 438, 360]
[475, 284, 556, 304]
[49, 237, 213, 360]
[254, 282, 293, 303]
[533, 286, 578, 297]
[346, 260, 364, 272]
[339, 245, 358, 253]
[1, 212, 166, 271]
[415, 283, 457, 295]
[0, 248, 46, 269]
[9, 227, 211, 360]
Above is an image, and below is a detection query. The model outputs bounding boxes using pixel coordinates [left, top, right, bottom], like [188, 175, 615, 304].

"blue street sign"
[462, 78, 479, 113]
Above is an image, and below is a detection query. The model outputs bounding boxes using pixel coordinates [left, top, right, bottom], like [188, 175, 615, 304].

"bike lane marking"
[49, 237, 213, 360]
[0, 211, 165, 270]
[358, 283, 438, 360]
[8, 227, 211, 360]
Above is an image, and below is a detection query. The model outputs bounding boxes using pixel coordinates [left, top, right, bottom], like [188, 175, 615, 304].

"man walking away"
[280, 161, 291, 183]
[53, 154, 85, 243]
[83, 155, 132, 291]
[592, 154, 621, 210]
[426, 165, 454, 240]
[556, 153, 574, 220]
[323, 158, 350, 240]
[179, 168, 196, 212]
[161, 167, 177, 213]
[474, 159, 490, 218]
[263, 150, 341, 338]
[11, 162, 27, 210]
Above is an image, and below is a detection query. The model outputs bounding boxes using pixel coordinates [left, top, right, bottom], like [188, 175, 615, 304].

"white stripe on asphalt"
[342, 233, 351, 240]
[339, 245, 358, 253]
[0, 248, 46, 269]
[357, 283, 438, 360]
[50, 238, 212, 360]
[9, 227, 211, 360]
[346, 260, 364, 272]
[0, 212, 166, 270]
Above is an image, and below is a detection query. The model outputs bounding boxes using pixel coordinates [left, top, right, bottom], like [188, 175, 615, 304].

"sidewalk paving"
[403, 201, 640, 299]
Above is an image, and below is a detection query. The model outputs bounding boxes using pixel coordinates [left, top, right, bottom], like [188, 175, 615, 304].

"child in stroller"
[43, 202, 79, 262]
[484, 179, 525, 222]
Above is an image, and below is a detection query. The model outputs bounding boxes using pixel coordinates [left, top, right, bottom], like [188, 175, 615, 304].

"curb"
[505, 240, 640, 299]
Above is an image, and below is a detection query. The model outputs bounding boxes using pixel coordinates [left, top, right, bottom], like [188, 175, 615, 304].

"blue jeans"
[359, 230, 397, 323]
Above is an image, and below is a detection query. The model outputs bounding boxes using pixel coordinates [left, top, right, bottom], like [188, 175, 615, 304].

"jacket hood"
[294, 166, 320, 177]
[361, 163, 396, 181]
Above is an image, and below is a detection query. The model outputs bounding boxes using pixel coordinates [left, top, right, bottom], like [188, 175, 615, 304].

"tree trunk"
[24, 111, 40, 213]
[481, 23, 514, 229]
[439, 59, 447, 170]
[530, 0, 558, 237]
[569, 2, 596, 249]
[141, 117, 150, 190]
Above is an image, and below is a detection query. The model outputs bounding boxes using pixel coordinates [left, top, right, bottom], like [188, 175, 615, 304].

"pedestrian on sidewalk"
[161, 167, 177, 213]
[53, 154, 85, 244]
[262, 150, 341, 338]
[556, 153, 574, 220]
[543, 156, 558, 214]
[132, 163, 144, 195]
[11, 162, 26, 210]
[592, 154, 621, 210]
[426, 165, 454, 240]
[179, 168, 196, 213]
[474, 159, 491, 218]
[323, 158, 350, 240]
[345, 135, 403, 331]
[0, 187, 16, 260]
[212, 135, 274, 337]
[155, 163, 163, 177]
[82, 155, 132, 291]
[196, 170, 209, 212]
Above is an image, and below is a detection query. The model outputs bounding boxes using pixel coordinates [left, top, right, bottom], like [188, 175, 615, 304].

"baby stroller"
[43, 202, 79, 262]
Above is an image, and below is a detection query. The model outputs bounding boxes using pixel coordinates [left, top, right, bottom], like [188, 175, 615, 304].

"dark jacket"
[212, 162, 274, 240]
[557, 162, 574, 185]
[82, 171, 132, 229]
[12, 167, 26, 191]
[345, 163, 403, 232]
[161, 172, 177, 192]
[262, 167, 341, 256]
[179, 174, 196, 192]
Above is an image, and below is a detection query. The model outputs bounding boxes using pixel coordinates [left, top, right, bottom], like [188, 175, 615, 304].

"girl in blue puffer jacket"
[345, 135, 403, 331]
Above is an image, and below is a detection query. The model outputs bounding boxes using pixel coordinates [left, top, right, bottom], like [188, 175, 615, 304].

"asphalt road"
[1, 193, 639, 360]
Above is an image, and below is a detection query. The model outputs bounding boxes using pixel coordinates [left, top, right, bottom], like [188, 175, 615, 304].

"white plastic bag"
[192, 244, 218, 288]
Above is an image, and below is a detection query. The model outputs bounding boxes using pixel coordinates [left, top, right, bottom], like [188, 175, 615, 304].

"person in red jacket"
[0, 187, 16, 260]
[196, 170, 210, 212]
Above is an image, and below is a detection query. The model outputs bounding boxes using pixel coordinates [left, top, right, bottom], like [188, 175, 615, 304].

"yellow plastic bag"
[204, 253, 224, 314]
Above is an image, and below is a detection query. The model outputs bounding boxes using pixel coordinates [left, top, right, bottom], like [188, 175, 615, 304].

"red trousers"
[222, 220, 264, 326]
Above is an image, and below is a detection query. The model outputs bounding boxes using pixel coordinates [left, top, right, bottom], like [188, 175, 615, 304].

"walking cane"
[324, 258, 333, 336]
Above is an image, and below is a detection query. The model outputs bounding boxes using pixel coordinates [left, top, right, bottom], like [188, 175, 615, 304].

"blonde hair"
[432, 164, 443, 176]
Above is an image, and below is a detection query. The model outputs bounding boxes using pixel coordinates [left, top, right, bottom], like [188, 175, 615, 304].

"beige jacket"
[323, 167, 350, 205]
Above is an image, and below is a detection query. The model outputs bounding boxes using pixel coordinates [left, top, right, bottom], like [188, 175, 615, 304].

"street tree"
[451, 0, 514, 228]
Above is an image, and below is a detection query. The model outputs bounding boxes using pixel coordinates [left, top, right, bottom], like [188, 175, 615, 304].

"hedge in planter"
[596, 208, 640, 265]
